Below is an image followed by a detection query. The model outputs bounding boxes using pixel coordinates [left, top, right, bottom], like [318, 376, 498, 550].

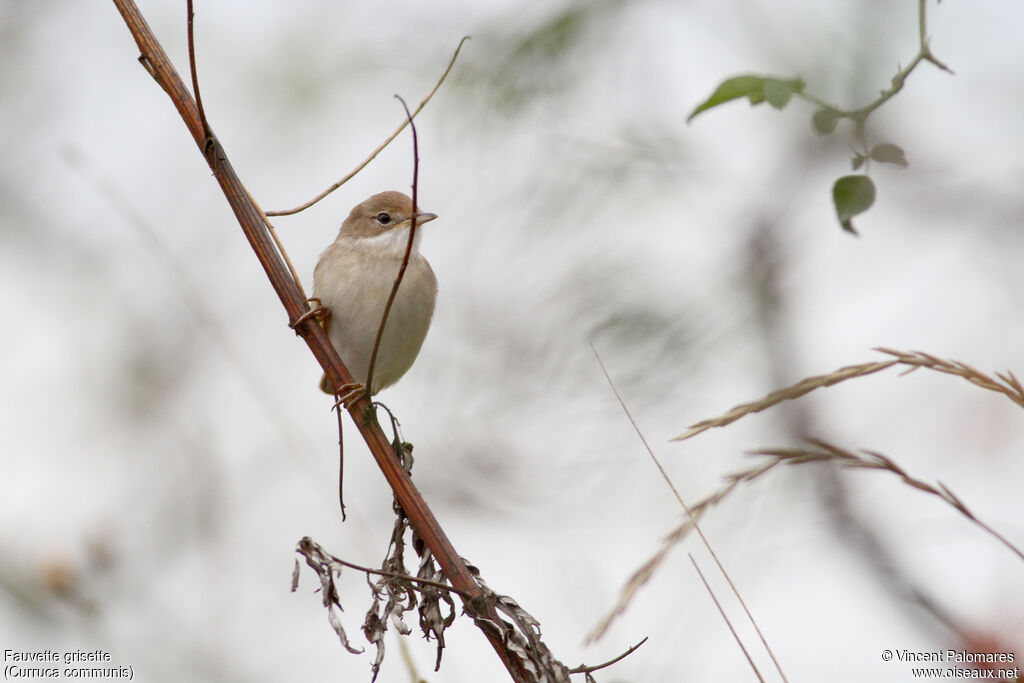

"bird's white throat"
[345, 225, 423, 260]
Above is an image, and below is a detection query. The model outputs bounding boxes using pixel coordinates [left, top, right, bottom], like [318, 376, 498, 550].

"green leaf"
[687, 75, 804, 122]
[762, 77, 803, 109]
[852, 153, 867, 171]
[832, 175, 876, 235]
[812, 109, 839, 135]
[869, 143, 908, 168]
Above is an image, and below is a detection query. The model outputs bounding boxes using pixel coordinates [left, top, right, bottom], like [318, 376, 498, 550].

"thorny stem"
[797, 0, 951, 145]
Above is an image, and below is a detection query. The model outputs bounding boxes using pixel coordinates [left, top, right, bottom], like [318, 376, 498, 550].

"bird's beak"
[414, 211, 438, 225]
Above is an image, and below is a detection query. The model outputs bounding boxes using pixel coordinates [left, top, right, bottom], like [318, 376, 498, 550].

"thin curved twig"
[364, 95, 420, 399]
[185, 0, 211, 141]
[266, 36, 470, 217]
[568, 636, 648, 677]
[184, 1, 306, 296]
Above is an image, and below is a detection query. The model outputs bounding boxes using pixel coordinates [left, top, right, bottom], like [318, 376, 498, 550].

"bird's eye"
[376, 212, 391, 224]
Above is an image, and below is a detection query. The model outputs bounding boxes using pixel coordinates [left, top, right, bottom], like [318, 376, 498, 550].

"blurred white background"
[2, 0, 1023, 681]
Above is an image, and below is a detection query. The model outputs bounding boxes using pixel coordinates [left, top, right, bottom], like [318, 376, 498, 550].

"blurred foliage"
[458, 0, 623, 111]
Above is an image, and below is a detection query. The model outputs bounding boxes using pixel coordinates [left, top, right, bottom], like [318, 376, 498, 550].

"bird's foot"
[331, 383, 369, 410]
[290, 298, 330, 330]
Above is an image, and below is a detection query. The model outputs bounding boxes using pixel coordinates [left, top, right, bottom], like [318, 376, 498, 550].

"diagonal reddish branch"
[110, 2, 535, 679]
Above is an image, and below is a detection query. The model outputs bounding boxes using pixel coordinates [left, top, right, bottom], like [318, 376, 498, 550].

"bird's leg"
[331, 383, 368, 411]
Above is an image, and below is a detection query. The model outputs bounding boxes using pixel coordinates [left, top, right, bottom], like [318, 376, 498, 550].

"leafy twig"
[801, 0, 952, 127]
[688, 0, 952, 233]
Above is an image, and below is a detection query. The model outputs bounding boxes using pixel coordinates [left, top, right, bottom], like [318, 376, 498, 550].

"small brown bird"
[313, 191, 438, 398]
